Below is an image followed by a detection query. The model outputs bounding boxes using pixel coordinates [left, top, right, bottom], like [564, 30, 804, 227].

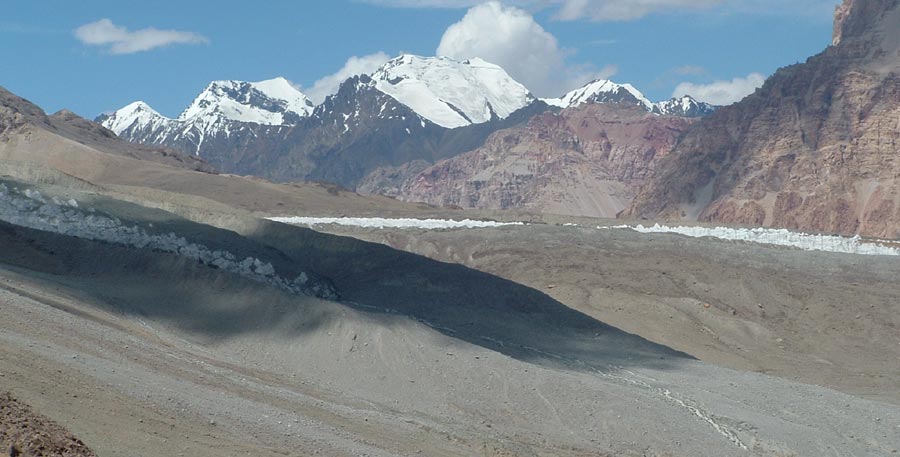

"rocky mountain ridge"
[367, 103, 695, 218]
[624, 0, 900, 238]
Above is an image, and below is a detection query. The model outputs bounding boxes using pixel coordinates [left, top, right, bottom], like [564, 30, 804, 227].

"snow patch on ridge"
[605, 224, 900, 256]
[268, 216, 523, 229]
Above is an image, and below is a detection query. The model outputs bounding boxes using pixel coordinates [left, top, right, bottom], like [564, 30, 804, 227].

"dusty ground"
[1, 167, 899, 456]
[0, 195, 899, 456]
[311, 223, 900, 405]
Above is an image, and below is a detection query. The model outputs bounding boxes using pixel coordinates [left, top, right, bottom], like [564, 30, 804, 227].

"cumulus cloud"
[672, 72, 766, 105]
[436, 2, 611, 97]
[305, 52, 392, 103]
[74, 19, 208, 54]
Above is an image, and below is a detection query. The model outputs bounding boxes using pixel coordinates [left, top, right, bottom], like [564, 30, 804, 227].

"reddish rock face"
[625, 0, 900, 238]
[388, 104, 694, 218]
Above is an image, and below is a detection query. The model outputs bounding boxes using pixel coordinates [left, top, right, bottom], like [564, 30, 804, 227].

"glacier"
[606, 224, 900, 256]
[268, 216, 523, 229]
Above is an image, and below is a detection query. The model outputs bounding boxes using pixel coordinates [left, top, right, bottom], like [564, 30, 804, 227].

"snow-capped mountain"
[98, 101, 172, 143]
[652, 95, 716, 118]
[544, 79, 716, 118]
[98, 77, 313, 154]
[179, 77, 313, 127]
[368, 55, 535, 129]
[544, 79, 653, 111]
[250, 73, 547, 187]
[96, 56, 713, 189]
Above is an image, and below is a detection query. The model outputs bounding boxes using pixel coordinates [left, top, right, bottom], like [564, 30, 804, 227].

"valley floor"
[0, 175, 898, 456]
[1, 217, 899, 456]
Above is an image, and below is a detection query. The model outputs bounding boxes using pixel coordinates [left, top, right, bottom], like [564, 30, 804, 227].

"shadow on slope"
[0, 201, 691, 372]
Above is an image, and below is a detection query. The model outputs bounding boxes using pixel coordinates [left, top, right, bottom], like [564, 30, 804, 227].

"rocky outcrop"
[833, 0, 854, 46]
[1, 392, 97, 457]
[384, 104, 694, 218]
[624, 0, 900, 238]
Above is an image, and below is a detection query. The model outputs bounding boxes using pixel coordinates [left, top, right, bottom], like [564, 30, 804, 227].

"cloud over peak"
[74, 19, 208, 55]
[436, 1, 612, 97]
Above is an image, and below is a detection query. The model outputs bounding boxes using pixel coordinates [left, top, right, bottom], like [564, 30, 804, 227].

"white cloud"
[74, 19, 207, 55]
[672, 72, 766, 105]
[305, 52, 392, 103]
[436, 1, 612, 97]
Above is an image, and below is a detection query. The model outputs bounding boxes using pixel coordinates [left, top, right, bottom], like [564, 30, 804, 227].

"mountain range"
[98, 54, 714, 190]
[90, 0, 900, 238]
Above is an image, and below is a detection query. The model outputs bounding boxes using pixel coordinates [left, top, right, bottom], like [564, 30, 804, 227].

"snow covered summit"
[99, 101, 171, 139]
[368, 55, 535, 129]
[544, 79, 653, 111]
[99, 77, 314, 154]
[652, 95, 716, 118]
[544, 79, 716, 118]
[179, 77, 314, 127]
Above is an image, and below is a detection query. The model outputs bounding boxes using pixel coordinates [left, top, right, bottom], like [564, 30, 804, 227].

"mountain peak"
[831, 0, 900, 65]
[369, 54, 534, 128]
[179, 77, 313, 125]
[543, 80, 715, 118]
[98, 100, 170, 137]
[122, 101, 166, 118]
[99, 77, 315, 155]
[544, 79, 653, 111]
[652, 95, 716, 118]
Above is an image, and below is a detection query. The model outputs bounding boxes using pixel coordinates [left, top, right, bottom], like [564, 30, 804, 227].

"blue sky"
[0, 0, 837, 119]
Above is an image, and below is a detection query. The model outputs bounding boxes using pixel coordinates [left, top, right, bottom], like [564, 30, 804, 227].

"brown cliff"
[625, 0, 900, 238]
[387, 104, 694, 218]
